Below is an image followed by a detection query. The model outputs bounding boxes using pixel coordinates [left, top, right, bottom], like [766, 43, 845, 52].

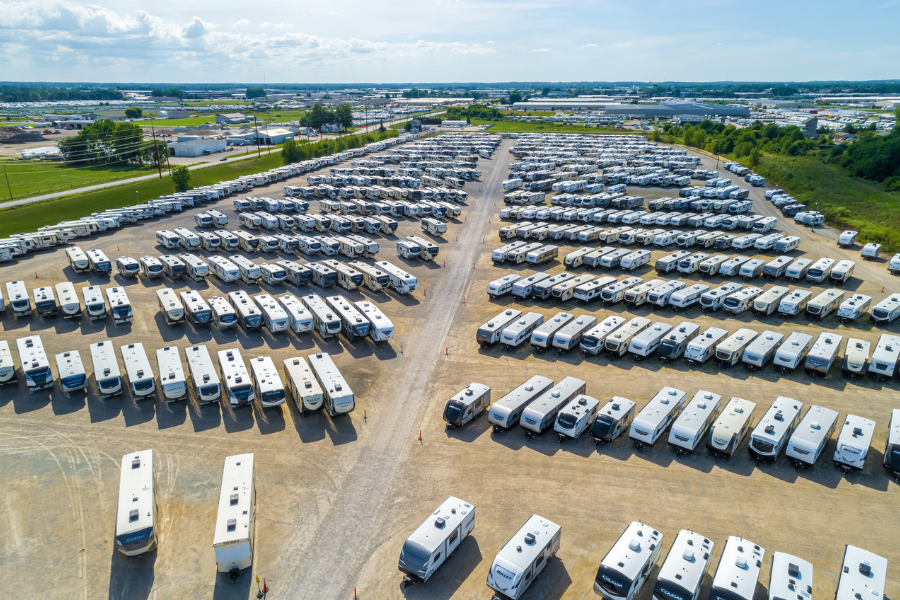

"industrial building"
[215, 113, 251, 125]
[510, 99, 750, 119]
[168, 138, 227, 157]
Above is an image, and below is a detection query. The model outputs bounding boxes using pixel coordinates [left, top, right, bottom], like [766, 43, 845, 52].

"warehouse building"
[215, 113, 251, 125]
[169, 138, 227, 157]
[511, 99, 749, 119]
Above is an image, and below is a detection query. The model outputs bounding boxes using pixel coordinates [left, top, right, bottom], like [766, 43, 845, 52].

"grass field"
[750, 154, 900, 252]
[0, 153, 288, 237]
[0, 161, 157, 201]
[137, 109, 307, 129]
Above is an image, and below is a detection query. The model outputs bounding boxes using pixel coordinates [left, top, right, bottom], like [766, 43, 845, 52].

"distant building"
[441, 120, 468, 128]
[166, 110, 190, 119]
[833, 132, 857, 143]
[215, 113, 250, 125]
[321, 122, 343, 133]
[876, 99, 900, 110]
[753, 100, 812, 109]
[257, 128, 295, 144]
[169, 138, 227, 157]
[510, 99, 750, 119]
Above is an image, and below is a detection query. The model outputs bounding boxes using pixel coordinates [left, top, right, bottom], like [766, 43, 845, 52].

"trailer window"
[449, 530, 459, 545]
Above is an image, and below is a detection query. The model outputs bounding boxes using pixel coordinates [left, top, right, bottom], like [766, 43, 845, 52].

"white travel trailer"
[217, 348, 254, 407]
[354, 300, 394, 342]
[309, 352, 355, 416]
[668, 390, 723, 455]
[375, 260, 418, 293]
[716, 329, 759, 367]
[835, 546, 887, 600]
[676, 252, 708, 275]
[488, 273, 523, 298]
[407, 235, 439, 260]
[698, 283, 741, 313]
[399, 497, 476, 587]
[235, 230, 260, 253]
[599, 277, 643, 305]
[66, 247, 90, 273]
[276, 260, 312, 286]
[752, 286, 790, 316]
[590, 397, 636, 445]
[228, 290, 263, 330]
[620, 249, 651, 271]
[6, 280, 31, 317]
[723, 287, 763, 315]
[773, 332, 814, 372]
[869, 333, 900, 381]
[324, 295, 370, 339]
[605, 317, 652, 357]
[156, 230, 180, 249]
[179, 290, 211, 327]
[861, 242, 881, 260]
[276, 294, 314, 334]
[477, 309, 523, 347]
[564, 246, 594, 268]
[871, 293, 900, 324]
[834, 415, 876, 473]
[184, 345, 221, 404]
[784, 257, 812, 281]
[653, 530, 714, 600]
[120, 343, 156, 400]
[488, 375, 555, 433]
[443, 383, 492, 429]
[213, 454, 256, 575]
[884, 409, 900, 478]
[230, 256, 261, 285]
[209, 296, 238, 330]
[520, 376, 586, 438]
[574, 276, 618, 303]
[805, 332, 843, 378]
[347, 261, 389, 291]
[159, 254, 186, 279]
[772, 235, 800, 253]
[214, 229, 240, 251]
[526, 312, 571, 352]
[786, 405, 839, 468]
[838, 230, 858, 247]
[806, 257, 835, 283]
[830, 260, 855, 285]
[283, 356, 323, 414]
[685, 327, 729, 365]
[486, 515, 560, 600]
[657, 322, 700, 362]
[654, 250, 690, 273]
[552, 315, 597, 353]
[553, 274, 595, 302]
[493, 241, 527, 262]
[842, 338, 871, 378]
[174, 227, 201, 250]
[525, 244, 558, 265]
[554, 395, 600, 442]
[156, 288, 185, 325]
[533, 272, 576, 300]
[55, 350, 87, 394]
[156, 346, 187, 402]
[139, 255, 164, 279]
[116, 256, 141, 278]
[628, 322, 673, 360]
[578, 315, 624, 356]
[707, 397, 756, 458]
[253, 294, 290, 334]
[90, 341, 122, 397]
[115, 450, 157, 557]
[709, 537, 764, 600]
[749, 396, 803, 461]
[668, 284, 709, 311]
[499, 312, 544, 349]
[106, 286, 133, 324]
[738, 258, 766, 279]
[806, 289, 845, 319]
[513, 273, 552, 299]
[629, 387, 687, 449]
[301, 293, 342, 338]
[32, 285, 57, 317]
[698, 254, 729, 276]
[742, 331, 784, 370]
[82, 284, 105, 320]
[180, 253, 210, 282]
[778, 289, 812, 317]
[594, 521, 664, 600]
[837, 294, 872, 322]
[250, 355, 285, 407]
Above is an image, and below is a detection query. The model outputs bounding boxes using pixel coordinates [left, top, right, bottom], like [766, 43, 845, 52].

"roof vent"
[765, 425, 775, 434]
[465, 389, 474, 396]
[434, 517, 445, 528]
[788, 563, 801, 578]
[524, 533, 536, 545]
[811, 421, 821, 430]
[628, 538, 641, 552]
[516, 545, 522, 552]
[683, 549, 695, 561]
[129, 509, 139, 522]
[859, 561, 871, 576]
[230, 493, 239, 505]
[775, 411, 784, 421]
[131, 457, 141, 469]
[853, 427, 863, 437]
[736, 556, 748, 569]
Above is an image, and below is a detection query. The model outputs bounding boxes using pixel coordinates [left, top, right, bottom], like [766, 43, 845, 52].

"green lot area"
[752, 154, 900, 252]
[0, 161, 157, 201]
[138, 109, 308, 129]
[0, 153, 286, 237]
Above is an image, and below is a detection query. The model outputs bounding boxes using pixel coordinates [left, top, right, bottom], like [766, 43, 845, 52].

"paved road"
[0, 113, 442, 211]
[278, 139, 511, 599]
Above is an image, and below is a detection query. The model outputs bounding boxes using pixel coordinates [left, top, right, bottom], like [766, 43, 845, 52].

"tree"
[140, 140, 168, 168]
[843, 123, 857, 134]
[404, 122, 413, 132]
[335, 104, 354, 129]
[151, 88, 183, 98]
[124, 107, 142, 119]
[172, 165, 190, 191]
[245, 87, 266, 99]
[378, 121, 386, 133]
[509, 91, 522, 104]
[748, 147, 761, 168]
[542, 87, 550, 97]
[282, 139, 301, 165]
[58, 119, 145, 166]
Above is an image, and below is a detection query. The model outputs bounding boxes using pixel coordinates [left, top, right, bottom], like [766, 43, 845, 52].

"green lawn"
[139, 109, 307, 129]
[0, 153, 289, 237]
[748, 154, 900, 252]
[0, 161, 158, 201]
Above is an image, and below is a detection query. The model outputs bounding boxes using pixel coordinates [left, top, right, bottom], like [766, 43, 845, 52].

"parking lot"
[0, 136, 897, 600]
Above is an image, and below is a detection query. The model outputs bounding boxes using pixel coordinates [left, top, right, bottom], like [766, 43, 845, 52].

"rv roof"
[657, 530, 713, 595]
[406, 496, 474, 554]
[213, 454, 255, 546]
[494, 514, 561, 570]
[600, 521, 663, 580]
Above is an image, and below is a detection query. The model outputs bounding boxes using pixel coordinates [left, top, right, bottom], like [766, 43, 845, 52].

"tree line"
[0, 86, 124, 102]
[303, 103, 355, 130]
[281, 129, 399, 165]
[823, 107, 900, 190]
[444, 105, 503, 121]
[661, 120, 817, 164]
[150, 88, 184, 98]
[57, 120, 166, 168]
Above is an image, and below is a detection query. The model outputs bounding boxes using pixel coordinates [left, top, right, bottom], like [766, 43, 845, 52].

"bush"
[172, 165, 190, 192]
[124, 107, 142, 119]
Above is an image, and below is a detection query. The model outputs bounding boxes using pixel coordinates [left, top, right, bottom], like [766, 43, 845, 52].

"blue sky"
[1, 0, 898, 83]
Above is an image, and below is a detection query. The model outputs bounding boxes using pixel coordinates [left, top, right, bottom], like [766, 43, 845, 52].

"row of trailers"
[156, 288, 394, 344]
[476, 306, 900, 380]
[0, 333, 354, 416]
[399, 497, 888, 600]
[440, 376, 900, 475]
[114, 451, 258, 580]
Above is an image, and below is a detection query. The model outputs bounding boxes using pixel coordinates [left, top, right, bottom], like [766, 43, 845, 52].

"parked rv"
[748, 396, 803, 461]
[707, 397, 756, 458]
[786, 405, 839, 468]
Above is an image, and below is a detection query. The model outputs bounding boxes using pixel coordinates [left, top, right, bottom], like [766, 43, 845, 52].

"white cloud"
[487, 40, 494, 44]
[583, 43, 597, 47]
[260, 21, 293, 29]
[233, 18, 249, 28]
[532, 48, 551, 52]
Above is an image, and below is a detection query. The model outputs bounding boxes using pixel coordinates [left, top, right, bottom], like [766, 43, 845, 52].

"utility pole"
[2, 165, 12, 200]
[151, 124, 162, 179]
[254, 116, 261, 158]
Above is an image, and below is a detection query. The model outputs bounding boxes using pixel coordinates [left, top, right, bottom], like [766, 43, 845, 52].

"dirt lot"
[0, 138, 897, 600]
